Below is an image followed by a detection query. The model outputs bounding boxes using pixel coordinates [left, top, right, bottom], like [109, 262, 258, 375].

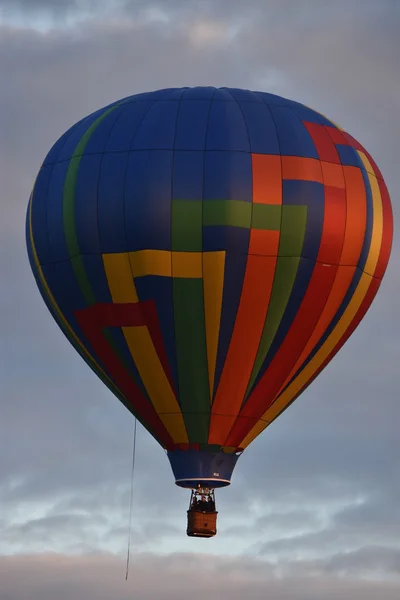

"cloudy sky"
[1, 0, 399, 598]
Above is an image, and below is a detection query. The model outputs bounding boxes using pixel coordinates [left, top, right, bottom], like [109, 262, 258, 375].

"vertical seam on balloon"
[242, 96, 283, 402]
[218, 88, 254, 445]
[202, 88, 218, 445]
[119, 101, 159, 406]
[169, 89, 187, 440]
[121, 99, 156, 287]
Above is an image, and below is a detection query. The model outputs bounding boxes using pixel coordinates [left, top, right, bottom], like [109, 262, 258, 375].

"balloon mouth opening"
[167, 449, 241, 490]
[175, 477, 231, 489]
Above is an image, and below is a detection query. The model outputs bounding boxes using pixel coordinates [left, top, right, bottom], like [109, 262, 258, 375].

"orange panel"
[252, 154, 282, 205]
[208, 255, 276, 444]
[340, 166, 367, 266]
[281, 156, 323, 183]
[321, 161, 345, 189]
[248, 229, 280, 256]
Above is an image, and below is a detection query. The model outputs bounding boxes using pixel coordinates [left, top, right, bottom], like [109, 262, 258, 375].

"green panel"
[62, 105, 120, 304]
[203, 200, 252, 228]
[245, 256, 301, 395]
[278, 205, 307, 256]
[173, 278, 210, 443]
[70, 255, 96, 305]
[172, 200, 202, 251]
[252, 204, 282, 230]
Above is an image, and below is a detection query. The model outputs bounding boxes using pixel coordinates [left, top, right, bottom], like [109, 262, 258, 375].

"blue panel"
[255, 91, 292, 106]
[105, 102, 154, 152]
[31, 164, 54, 264]
[166, 88, 186, 100]
[182, 86, 216, 100]
[202, 224, 250, 253]
[57, 106, 110, 161]
[81, 254, 111, 303]
[134, 275, 178, 392]
[269, 106, 319, 158]
[125, 150, 173, 251]
[282, 180, 325, 262]
[83, 104, 127, 154]
[175, 100, 211, 151]
[337, 144, 365, 168]
[42, 260, 86, 314]
[206, 101, 250, 152]
[41, 261, 111, 373]
[204, 151, 252, 201]
[98, 152, 129, 254]
[131, 101, 180, 150]
[167, 449, 240, 488]
[290, 105, 337, 127]
[239, 101, 280, 154]
[46, 160, 70, 262]
[43, 120, 83, 166]
[213, 89, 235, 101]
[132, 88, 181, 102]
[223, 88, 262, 103]
[74, 154, 102, 254]
[214, 252, 249, 395]
[173, 151, 204, 200]
[251, 257, 315, 391]
[357, 168, 374, 272]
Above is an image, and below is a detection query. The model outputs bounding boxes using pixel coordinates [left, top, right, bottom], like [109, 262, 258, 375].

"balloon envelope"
[26, 87, 393, 488]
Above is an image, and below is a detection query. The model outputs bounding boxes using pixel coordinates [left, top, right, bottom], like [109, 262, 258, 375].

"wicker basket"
[187, 510, 218, 538]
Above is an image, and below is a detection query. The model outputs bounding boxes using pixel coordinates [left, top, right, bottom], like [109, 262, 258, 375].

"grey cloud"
[0, 552, 400, 600]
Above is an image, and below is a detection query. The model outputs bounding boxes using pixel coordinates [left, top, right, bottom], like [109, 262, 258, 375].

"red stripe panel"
[374, 178, 393, 279]
[325, 126, 350, 146]
[84, 301, 176, 393]
[317, 186, 347, 264]
[304, 122, 341, 163]
[225, 262, 338, 447]
[285, 276, 382, 411]
[75, 303, 175, 449]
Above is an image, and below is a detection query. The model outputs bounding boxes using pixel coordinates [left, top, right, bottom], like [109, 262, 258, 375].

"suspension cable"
[125, 417, 137, 581]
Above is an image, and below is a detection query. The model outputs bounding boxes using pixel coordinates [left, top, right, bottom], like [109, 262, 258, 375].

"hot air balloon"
[26, 87, 393, 538]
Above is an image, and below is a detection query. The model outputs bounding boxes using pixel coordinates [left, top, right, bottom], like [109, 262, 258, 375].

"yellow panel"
[129, 249, 172, 278]
[203, 251, 225, 399]
[358, 151, 383, 276]
[240, 271, 375, 448]
[160, 414, 190, 444]
[172, 251, 203, 278]
[102, 253, 138, 302]
[123, 325, 188, 444]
